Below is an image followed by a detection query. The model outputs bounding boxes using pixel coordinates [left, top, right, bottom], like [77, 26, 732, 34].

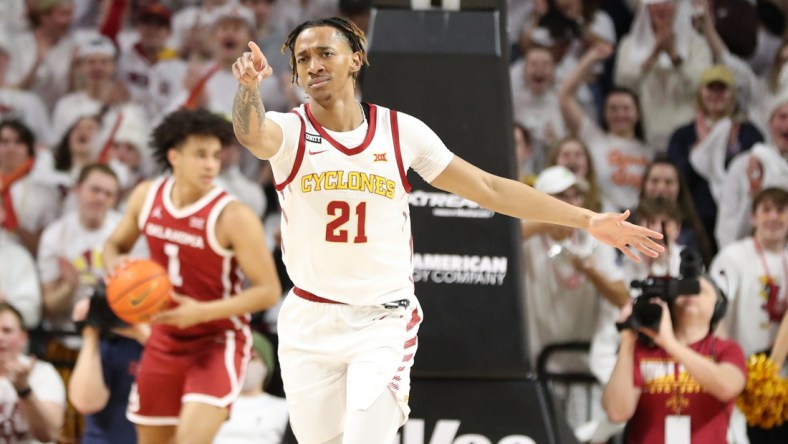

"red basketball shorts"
[126, 326, 251, 425]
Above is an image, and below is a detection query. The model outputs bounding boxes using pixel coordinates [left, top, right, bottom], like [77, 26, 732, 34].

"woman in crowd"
[559, 42, 651, 212]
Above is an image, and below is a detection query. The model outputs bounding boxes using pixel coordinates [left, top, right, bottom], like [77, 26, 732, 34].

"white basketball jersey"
[275, 103, 414, 305]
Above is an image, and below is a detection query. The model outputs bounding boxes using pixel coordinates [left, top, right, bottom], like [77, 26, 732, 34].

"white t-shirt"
[579, 115, 651, 211]
[614, 30, 711, 151]
[37, 211, 122, 338]
[711, 237, 788, 358]
[522, 231, 623, 372]
[509, 61, 567, 154]
[156, 63, 288, 124]
[5, 172, 60, 237]
[715, 147, 788, 249]
[215, 166, 266, 218]
[0, 233, 41, 329]
[213, 393, 289, 444]
[0, 88, 53, 145]
[0, 356, 65, 444]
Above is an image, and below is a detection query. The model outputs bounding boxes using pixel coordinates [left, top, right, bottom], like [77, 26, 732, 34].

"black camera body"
[617, 249, 703, 333]
[75, 281, 129, 334]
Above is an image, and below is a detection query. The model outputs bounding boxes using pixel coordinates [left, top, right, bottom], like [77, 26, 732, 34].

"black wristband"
[16, 387, 32, 399]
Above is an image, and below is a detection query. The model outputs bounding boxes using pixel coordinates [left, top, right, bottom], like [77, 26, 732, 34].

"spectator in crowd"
[583, 198, 686, 443]
[0, 194, 42, 329]
[710, 187, 788, 442]
[544, 136, 605, 212]
[711, 187, 788, 366]
[698, 0, 788, 135]
[169, 0, 229, 60]
[38, 164, 121, 350]
[520, 2, 601, 123]
[104, 111, 155, 198]
[602, 275, 746, 444]
[213, 332, 288, 444]
[38, 163, 122, 442]
[0, 302, 65, 443]
[590, 198, 686, 385]
[0, 119, 61, 255]
[521, 166, 625, 429]
[639, 157, 713, 266]
[614, 0, 711, 151]
[513, 123, 536, 183]
[511, 45, 566, 171]
[0, 37, 54, 146]
[51, 35, 126, 142]
[552, 0, 617, 46]
[269, 0, 338, 37]
[667, 64, 763, 255]
[559, 42, 651, 211]
[216, 139, 267, 219]
[6, 0, 80, 110]
[68, 297, 147, 444]
[117, 3, 179, 123]
[715, 96, 788, 247]
[240, 0, 289, 79]
[522, 166, 627, 367]
[160, 2, 289, 120]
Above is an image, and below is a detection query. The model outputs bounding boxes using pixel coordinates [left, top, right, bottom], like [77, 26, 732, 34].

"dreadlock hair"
[151, 109, 235, 171]
[281, 16, 369, 85]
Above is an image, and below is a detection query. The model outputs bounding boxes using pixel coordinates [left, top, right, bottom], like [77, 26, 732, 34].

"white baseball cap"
[208, 2, 256, 30]
[77, 35, 117, 59]
[534, 165, 589, 195]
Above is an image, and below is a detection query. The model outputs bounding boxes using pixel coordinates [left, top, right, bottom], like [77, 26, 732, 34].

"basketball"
[106, 259, 173, 324]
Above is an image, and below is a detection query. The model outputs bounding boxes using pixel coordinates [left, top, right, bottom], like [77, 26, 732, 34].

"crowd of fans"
[0, 0, 786, 443]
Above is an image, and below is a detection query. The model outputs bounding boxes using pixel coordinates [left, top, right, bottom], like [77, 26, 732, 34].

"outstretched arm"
[232, 41, 284, 160]
[430, 157, 663, 262]
[559, 42, 613, 135]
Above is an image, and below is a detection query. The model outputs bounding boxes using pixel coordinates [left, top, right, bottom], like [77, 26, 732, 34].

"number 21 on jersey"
[326, 201, 367, 243]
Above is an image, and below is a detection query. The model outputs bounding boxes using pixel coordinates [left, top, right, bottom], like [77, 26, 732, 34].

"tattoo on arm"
[233, 85, 264, 136]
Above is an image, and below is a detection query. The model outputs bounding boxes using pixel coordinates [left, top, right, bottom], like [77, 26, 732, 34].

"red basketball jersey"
[138, 177, 246, 337]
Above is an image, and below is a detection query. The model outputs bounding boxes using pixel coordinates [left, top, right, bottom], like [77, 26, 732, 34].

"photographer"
[602, 276, 746, 443]
[68, 293, 147, 444]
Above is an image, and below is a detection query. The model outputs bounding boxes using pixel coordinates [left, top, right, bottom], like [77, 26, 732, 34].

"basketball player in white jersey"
[231, 17, 665, 444]
[103, 109, 282, 444]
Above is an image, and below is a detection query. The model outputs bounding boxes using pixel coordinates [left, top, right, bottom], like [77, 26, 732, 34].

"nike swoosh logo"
[309, 149, 327, 155]
[129, 283, 155, 306]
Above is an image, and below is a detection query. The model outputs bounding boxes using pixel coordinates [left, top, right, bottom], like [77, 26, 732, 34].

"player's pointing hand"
[232, 41, 274, 87]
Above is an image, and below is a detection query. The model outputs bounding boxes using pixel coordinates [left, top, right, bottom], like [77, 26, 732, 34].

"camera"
[617, 248, 703, 333]
[75, 281, 128, 334]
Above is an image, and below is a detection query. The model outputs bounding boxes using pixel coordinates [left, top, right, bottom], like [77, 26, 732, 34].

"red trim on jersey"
[406, 308, 421, 331]
[304, 102, 378, 155]
[274, 111, 307, 192]
[390, 110, 412, 193]
[293, 287, 346, 305]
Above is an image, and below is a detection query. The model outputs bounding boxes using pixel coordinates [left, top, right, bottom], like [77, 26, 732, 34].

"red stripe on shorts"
[293, 287, 345, 304]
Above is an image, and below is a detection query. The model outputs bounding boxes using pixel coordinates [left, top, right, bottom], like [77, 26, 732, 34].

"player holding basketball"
[103, 109, 281, 444]
[231, 17, 664, 444]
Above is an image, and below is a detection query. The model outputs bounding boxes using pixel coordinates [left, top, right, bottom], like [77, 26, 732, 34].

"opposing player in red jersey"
[231, 17, 667, 444]
[103, 109, 281, 444]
